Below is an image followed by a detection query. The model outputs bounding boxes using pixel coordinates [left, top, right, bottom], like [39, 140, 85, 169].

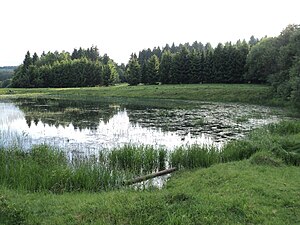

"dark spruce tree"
[159, 50, 173, 84]
[12, 51, 33, 87]
[141, 61, 148, 84]
[146, 55, 160, 84]
[126, 54, 141, 85]
[177, 47, 191, 83]
[190, 50, 202, 83]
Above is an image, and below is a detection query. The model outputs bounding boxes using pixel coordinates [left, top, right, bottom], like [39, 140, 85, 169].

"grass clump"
[249, 151, 284, 166]
[170, 145, 219, 169]
[108, 145, 167, 173]
[221, 140, 258, 162]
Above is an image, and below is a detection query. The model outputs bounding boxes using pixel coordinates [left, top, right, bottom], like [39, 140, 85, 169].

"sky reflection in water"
[0, 99, 284, 153]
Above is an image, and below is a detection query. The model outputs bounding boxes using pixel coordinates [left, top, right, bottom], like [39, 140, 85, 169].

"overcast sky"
[1, 0, 300, 66]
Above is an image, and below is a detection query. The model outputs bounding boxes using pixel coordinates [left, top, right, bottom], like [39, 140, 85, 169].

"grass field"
[0, 83, 278, 106]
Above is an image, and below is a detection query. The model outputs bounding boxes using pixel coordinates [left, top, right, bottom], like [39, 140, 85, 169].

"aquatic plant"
[0, 145, 124, 193]
[170, 145, 219, 169]
[108, 145, 167, 174]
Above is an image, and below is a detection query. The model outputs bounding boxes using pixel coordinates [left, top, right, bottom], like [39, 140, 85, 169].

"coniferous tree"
[146, 55, 160, 84]
[141, 61, 148, 84]
[126, 54, 141, 85]
[23, 51, 33, 71]
[108, 61, 119, 85]
[177, 47, 191, 83]
[170, 43, 176, 53]
[159, 50, 173, 84]
[32, 52, 39, 65]
[102, 64, 111, 86]
[71, 49, 79, 60]
[249, 35, 259, 47]
[152, 47, 162, 59]
[212, 43, 224, 83]
[233, 40, 249, 83]
[170, 53, 180, 84]
[190, 50, 202, 83]
[203, 50, 214, 83]
[102, 54, 110, 65]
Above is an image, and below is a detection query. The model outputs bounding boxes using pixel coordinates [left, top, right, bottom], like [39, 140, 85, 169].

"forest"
[11, 47, 125, 88]
[10, 24, 300, 107]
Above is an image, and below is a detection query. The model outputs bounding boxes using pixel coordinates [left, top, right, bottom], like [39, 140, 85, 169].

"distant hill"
[0, 66, 17, 70]
[0, 66, 16, 87]
[0, 66, 16, 81]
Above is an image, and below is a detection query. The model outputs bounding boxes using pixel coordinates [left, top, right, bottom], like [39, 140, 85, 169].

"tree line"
[125, 24, 300, 107]
[10, 24, 300, 107]
[127, 39, 253, 85]
[12, 47, 125, 88]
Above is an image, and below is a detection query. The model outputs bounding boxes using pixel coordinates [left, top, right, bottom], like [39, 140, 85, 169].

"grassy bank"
[1, 121, 300, 193]
[1, 121, 300, 224]
[0, 84, 278, 106]
[1, 160, 299, 224]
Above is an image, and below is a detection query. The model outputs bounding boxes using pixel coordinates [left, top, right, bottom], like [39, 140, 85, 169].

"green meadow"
[0, 83, 276, 106]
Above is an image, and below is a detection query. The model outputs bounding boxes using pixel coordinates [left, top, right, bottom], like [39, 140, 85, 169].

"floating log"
[123, 167, 177, 186]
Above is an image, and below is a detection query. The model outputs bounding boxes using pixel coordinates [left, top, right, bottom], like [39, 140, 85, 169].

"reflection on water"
[0, 98, 285, 153]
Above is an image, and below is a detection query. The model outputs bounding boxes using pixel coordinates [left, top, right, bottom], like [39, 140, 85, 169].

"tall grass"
[0, 145, 169, 193]
[170, 145, 219, 169]
[108, 145, 167, 173]
[0, 144, 221, 193]
[220, 120, 300, 166]
[0, 145, 124, 193]
[1, 120, 300, 193]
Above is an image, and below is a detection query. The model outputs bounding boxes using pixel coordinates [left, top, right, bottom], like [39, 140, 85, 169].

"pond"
[0, 98, 286, 154]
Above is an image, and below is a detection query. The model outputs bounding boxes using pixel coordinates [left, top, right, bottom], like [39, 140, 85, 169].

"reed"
[108, 145, 167, 174]
[1, 121, 299, 193]
[170, 145, 219, 169]
[0, 145, 125, 193]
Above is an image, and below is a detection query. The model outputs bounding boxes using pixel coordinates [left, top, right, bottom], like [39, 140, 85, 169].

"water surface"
[0, 98, 285, 153]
